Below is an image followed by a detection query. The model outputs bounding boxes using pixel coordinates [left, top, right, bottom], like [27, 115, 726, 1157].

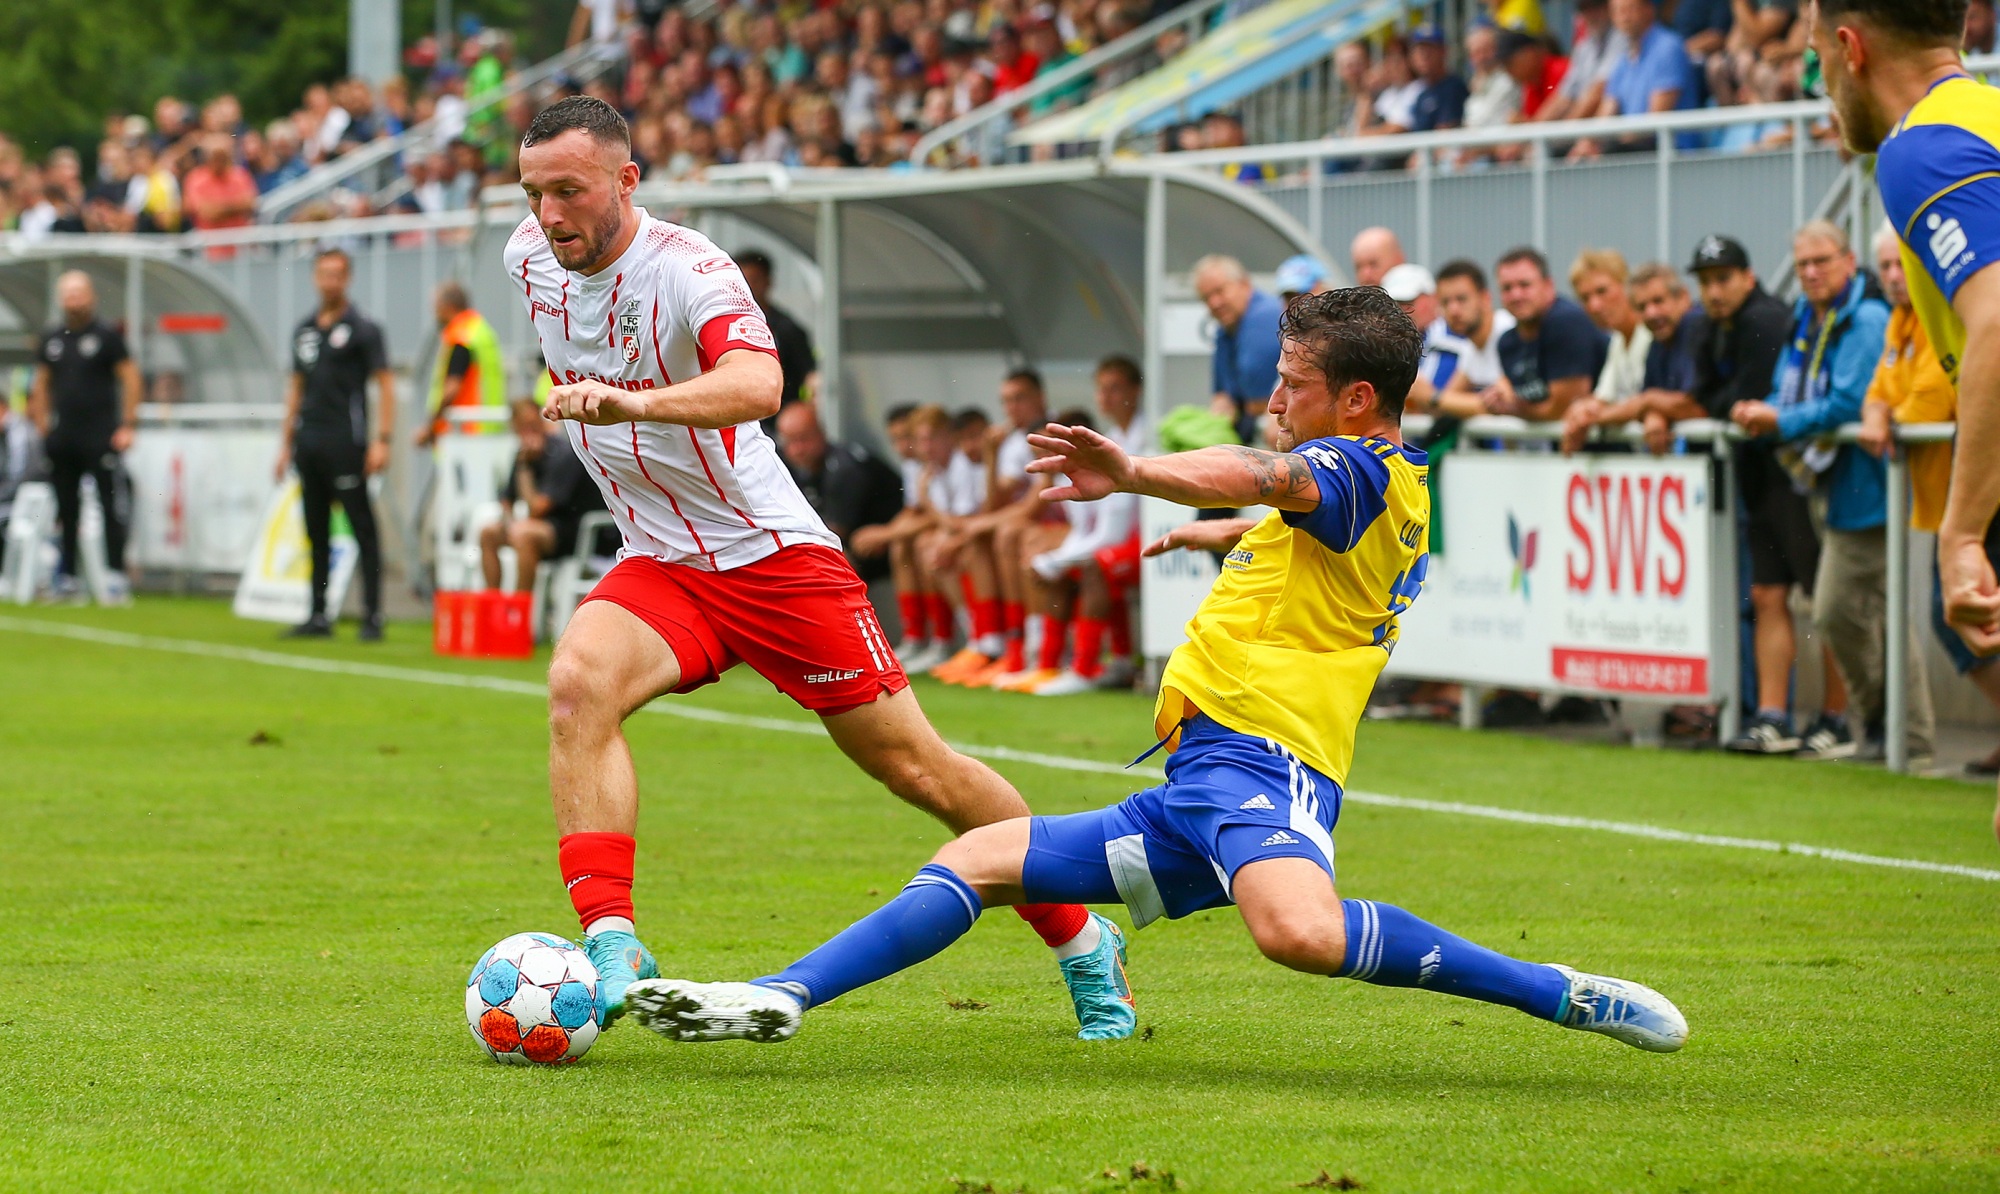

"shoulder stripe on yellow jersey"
[1900, 170, 2000, 241]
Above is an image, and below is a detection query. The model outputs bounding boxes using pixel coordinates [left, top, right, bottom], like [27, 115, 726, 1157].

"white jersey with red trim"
[505, 209, 839, 571]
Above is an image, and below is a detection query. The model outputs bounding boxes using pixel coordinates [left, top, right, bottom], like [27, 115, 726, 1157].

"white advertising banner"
[125, 426, 282, 573]
[1138, 495, 1219, 658]
[232, 480, 358, 624]
[1385, 453, 1720, 699]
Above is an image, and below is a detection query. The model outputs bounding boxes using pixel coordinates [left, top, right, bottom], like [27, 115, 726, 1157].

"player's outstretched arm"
[1942, 268, 2000, 654]
[1143, 518, 1259, 557]
[543, 349, 782, 429]
[1027, 423, 1321, 512]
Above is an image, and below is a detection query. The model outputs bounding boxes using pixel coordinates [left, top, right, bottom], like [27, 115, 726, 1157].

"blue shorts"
[1021, 714, 1342, 928]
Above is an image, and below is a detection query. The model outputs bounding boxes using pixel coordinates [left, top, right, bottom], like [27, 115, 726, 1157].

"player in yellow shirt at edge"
[1811, 0, 2000, 838]
[622, 288, 1689, 1054]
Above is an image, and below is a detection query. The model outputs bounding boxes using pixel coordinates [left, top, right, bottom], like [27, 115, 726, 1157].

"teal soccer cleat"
[583, 930, 658, 1025]
[1058, 912, 1137, 1040]
[1550, 964, 1688, 1052]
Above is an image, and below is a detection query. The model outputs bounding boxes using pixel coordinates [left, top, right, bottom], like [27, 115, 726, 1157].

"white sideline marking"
[5, 615, 1999, 885]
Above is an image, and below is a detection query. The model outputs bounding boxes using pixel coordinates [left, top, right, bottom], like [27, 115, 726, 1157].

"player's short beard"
[551, 202, 627, 271]
[1826, 63, 1889, 154]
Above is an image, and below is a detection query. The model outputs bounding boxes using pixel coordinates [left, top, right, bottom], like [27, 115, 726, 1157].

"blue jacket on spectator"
[1212, 287, 1284, 407]
[1765, 273, 1890, 532]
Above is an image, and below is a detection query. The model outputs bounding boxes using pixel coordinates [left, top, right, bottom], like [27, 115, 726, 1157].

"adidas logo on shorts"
[1239, 794, 1275, 811]
[1260, 830, 1300, 847]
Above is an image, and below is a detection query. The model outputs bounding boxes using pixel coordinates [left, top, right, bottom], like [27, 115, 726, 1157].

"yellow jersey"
[1865, 305, 1956, 532]
[1877, 74, 2000, 385]
[1153, 435, 1430, 785]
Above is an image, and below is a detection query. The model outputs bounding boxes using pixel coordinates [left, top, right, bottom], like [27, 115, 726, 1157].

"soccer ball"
[466, 933, 602, 1065]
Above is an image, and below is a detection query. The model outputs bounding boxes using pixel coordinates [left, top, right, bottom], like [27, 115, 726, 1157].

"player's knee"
[547, 650, 616, 737]
[876, 746, 947, 812]
[1247, 908, 1346, 974]
[478, 522, 504, 550]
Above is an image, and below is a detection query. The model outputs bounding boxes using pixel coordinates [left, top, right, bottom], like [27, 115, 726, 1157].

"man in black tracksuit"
[276, 248, 396, 640]
[29, 270, 141, 600]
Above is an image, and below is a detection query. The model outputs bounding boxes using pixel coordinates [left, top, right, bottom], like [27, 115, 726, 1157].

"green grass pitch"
[2, 598, 1996, 1192]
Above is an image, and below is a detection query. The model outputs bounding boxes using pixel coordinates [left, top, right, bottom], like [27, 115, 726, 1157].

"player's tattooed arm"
[1122, 445, 1323, 512]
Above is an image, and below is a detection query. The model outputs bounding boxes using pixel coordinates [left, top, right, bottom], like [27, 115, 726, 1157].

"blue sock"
[754, 864, 982, 1010]
[1339, 899, 1569, 1021]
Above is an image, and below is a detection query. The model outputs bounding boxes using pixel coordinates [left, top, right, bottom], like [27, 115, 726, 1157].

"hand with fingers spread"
[1026, 423, 1134, 502]
[1143, 518, 1258, 558]
[543, 380, 651, 426]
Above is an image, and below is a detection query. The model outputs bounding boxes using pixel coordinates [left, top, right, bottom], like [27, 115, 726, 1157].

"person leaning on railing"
[1857, 224, 2000, 778]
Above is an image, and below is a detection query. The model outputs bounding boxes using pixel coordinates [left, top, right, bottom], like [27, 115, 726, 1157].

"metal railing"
[1401, 413, 1957, 773]
[257, 40, 628, 223]
[910, 0, 1231, 168]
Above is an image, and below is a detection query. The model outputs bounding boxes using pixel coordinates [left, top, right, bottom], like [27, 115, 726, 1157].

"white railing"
[910, 0, 1232, 168]
[258, 40, 628, 222]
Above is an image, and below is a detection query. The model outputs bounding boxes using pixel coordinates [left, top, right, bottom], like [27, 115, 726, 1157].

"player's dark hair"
[314, 246, 352, 270]
[1818, 0, 1968, 43]
[1496, 246, 1550, 280]
[952, 407, 990, 431]
[1278, 287, 1424, 421]
[1095, 354, 1142, 387]
[884, 403, 919, 424]
[1435, 258, 1487, 292]
[1004, 367, 1045, 392]
[1053, 406, 1097, 431]
[735, 249, 774, 275]
[521, 96, 632, 153]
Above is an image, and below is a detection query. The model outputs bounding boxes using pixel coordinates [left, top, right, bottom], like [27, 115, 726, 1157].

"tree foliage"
[0, 0, 554, 158]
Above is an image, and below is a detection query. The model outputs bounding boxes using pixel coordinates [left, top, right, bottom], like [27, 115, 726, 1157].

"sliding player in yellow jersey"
[1812, 0, 2000, 838]
[621, 288, 1688, 1055]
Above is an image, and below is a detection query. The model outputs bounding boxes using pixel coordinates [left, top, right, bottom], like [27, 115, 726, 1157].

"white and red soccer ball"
[466, 933, 601, 1065]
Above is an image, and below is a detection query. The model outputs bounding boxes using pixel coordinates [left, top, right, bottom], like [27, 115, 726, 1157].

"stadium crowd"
[7, 0, 1996, 235]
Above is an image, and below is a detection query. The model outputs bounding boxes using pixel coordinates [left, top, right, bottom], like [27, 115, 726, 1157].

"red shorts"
[584, 544, 909, 715]
[1093, 534, 1141, 599]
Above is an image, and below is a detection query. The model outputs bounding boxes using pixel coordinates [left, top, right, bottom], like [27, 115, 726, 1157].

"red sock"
[1107, 597, 1132, 658]
[958, 573, 979, 608]
[1073, 616, 1106, 679]
[898, 592, 926, 642]
[1016, 903, 1090, 948]
[1037, 617, 1069, 671]
[1003, 600, 1026, 635]
[557, 831, 636, 931]
[926, 593, 956, 644]
[1000, 635, 1026, 673]
[974, 598, 1004, 640]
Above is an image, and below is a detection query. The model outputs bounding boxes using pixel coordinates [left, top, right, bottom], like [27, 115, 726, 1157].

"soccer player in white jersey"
[508, 97, 1136, 1038]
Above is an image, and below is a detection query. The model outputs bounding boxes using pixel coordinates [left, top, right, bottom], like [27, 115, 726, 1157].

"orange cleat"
[930, 647, 987, 683]
[994, 666, 1063, 693]
[957, 656, 1013, 689]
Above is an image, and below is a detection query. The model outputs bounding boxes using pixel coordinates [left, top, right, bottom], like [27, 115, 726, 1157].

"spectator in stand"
[1709, 225, 1861, 757]
[125, 144, 182, 233]
[989, 23, 1041, 94]
[735, 250, 817, 409]
[1481, 0, 1547, 35]
[1274, 254, 1331, 301]
[1709, 0, 1799, 107]
[1536, 0, 1627, 124]
[1407, 25, 1470, 134]
[1856, 225, 2000, 776]
[1564, 261, 1704, 453]
[1457, 24, 1522, 168]
[1422, 259, 1519, 416]
[1672, 0, 1734, 61]
[570, 0, 630, 51]
[1362, 37, 1425, 136]
[1330, 41, 1376, 141]
[1498, 31, 1568, 122]
[1194, 253, 1283, 445]
[251, 121, 309, 194]
[1569, 0, 1696, 160]
[1969, 0, 1997, 55]
[1349, 226, 1406, 289]
[777, 401, 906, 583]
[182, 136, 259, 234]
[479, 398, 605, 592]
[1485, 246, 1608, 421]
[1384, 263, 1456, 399]
[1202, 113, 1265, 183]
[1570, 248, 1651, 408]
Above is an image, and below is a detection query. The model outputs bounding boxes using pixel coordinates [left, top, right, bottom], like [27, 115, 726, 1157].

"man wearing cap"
[1193, 254, 1283, 444]
[1408, 25, 1471, 132]
[1274, 255, 1330, 302]
[1384, 264, 1457, 406]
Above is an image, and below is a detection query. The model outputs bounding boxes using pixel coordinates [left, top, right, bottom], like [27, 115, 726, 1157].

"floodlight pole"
[350, 0, 401, 86]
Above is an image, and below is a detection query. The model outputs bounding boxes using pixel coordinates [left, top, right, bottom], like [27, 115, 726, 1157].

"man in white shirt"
[1422, 259, 1518, 417]
[508, 97, 1133, 1041]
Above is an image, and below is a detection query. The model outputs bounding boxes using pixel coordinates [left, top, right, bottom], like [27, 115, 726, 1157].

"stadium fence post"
[816, 198, 844, 443]
[1885, 438, 1910, 774]
[1713, 431, 1744, 748]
